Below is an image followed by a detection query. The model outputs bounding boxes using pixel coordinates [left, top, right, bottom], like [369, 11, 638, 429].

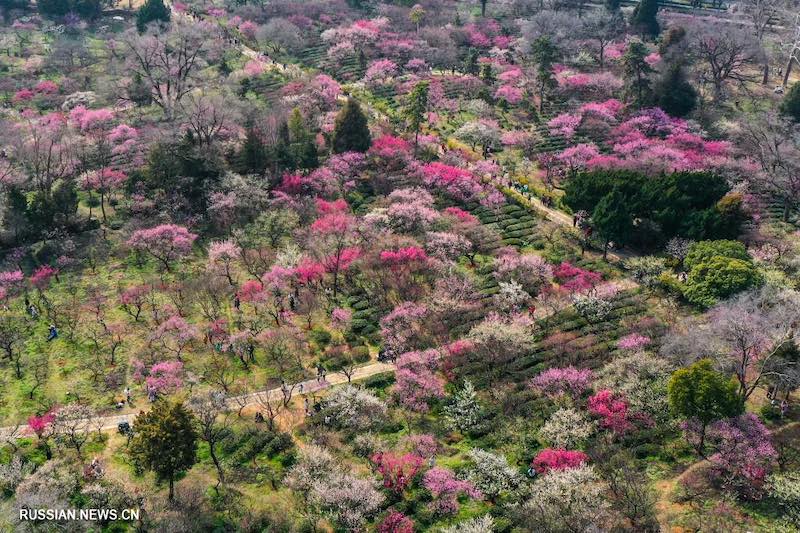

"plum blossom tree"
[371, 451, 424, 494]
[118, 20, 211, 120]
[521, 465, 609, 532]
[128, 225, 198, 272]
[465, 448, 523, 502]
[532, 449, 590, 474]
[378, 511, 414, 533]
[150, 316, 198, 359]
[705, 414, 777, 497]
[423, 467, 482, 515]
[207, 240, 241, 287]
[530, 367, 594, 398]
[539, 408, 596, 449]
[394, 349, 445, 413]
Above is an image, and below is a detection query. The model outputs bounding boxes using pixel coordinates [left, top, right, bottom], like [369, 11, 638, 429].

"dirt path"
[0, 362, 395, 439]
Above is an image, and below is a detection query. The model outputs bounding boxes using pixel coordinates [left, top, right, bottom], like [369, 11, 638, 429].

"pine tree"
[479, 63, 495, 84]
[136, 0, 170, 33]
[405, 81, 429, 155]
[630, 0, 660, 38]
[287, 108, 318, 170]
[236, 123, 268, 175]
[465, 48, 480, 75]
[622, 40, 654, 108]
[592, 188, 633, 260]
[332, 98, 371, 154]
[780, 82, 800, 123]
[444, 380, 483, 433]
[531, 36, 560, 113]
[654, 63, 697, 118]
[129, 400, 198, 500]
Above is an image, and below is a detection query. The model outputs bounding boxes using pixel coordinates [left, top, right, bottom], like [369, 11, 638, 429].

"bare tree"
[780, 12, 800, 85]
[739, 0, 786, 83]
[53, 404, 95, 460]
[662, 287, 800, 401]
[0, 312, 30, 379]
[252, 389, 284, 431]
[580, 10, 625, 69]
[688, 21, 761, 100]
[116, 20, 210, 121]
[738, 112, 800, 222]
[189, 391, 232, 490]
[179, 91, 241, 146]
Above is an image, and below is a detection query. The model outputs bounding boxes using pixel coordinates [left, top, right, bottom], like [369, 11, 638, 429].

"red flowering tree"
[531, 449, 590, 474]
[371, 451, 424, 494]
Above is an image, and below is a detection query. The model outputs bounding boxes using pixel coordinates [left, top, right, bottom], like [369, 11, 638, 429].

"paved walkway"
[0, 362, 395, 439]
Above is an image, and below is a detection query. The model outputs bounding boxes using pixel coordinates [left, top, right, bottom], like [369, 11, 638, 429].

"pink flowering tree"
[530, 366, 594, 398]
[371, 451, 424, 494]
[588, 389, 652, 435]
[698, 414, 777, 498]
[380, 301, 429, 356]
[423, 467, 481, 515]
[145, 360, 184, 395]
[616, 333, 651, 352]
[79, 168, 127, 223]
[377, 511, 414, 533]
[150, 315, 199, 359]
[127, 225, 198, 272]
[393, 349, 445, 413]
[531, 449, 590, 474]
[119, 284, 150, 322]
[27, 411, 55, 459]
[309, 199, 357, 298]
[553, 262, 602, 296]
[207, 240, 241, 287]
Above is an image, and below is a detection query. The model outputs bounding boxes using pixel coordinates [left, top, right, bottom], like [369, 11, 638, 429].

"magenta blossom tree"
[377, 511, 414, 533]
[145, 360, 184, 395]
[127, 225, 198, 271]
[371, 451, 424, 494]
[531, 449, 590, 474]
[423, 466, 481, 515]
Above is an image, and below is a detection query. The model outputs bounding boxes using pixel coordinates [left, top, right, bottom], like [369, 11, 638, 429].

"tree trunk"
[209, 444, 225, 487]
[763, 63, 769, 85]
[783, 56, 796, 87]
[168, 477, 175, 501]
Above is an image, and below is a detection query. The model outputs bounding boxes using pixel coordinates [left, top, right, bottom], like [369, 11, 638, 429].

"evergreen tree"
[605, 0, 621, 11]
[622, 40, 654, 108]
[479, 63, 495, 84]
[136, 0, 170, 33]
[654, 63, 697, 118]
[236, 123, 268, 175]
[331, 98, 371, 154]
[630, 0, 660, 38]
[287, 108, 318, 170]
[129, 400, 198, 500]
[444, 379, 483, 434]
[780, 82, 800, 123]
[465, 48, 480, 75]
[592, 188, 633, 259]
[530, 36, 560, 113]
[405, 81, 429, 155]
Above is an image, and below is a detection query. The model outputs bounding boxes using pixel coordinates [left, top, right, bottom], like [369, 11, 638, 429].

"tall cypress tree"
[405, 81, 429, 155]
[136, 0, 170, 33]
[780, 82, 800, 123]
[654, 63, 697, 118]
[630, 0, 660, 38]
[332, 98, 371, 154]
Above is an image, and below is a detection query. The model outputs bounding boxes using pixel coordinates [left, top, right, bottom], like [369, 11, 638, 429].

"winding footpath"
[0, 362, 395, 440]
